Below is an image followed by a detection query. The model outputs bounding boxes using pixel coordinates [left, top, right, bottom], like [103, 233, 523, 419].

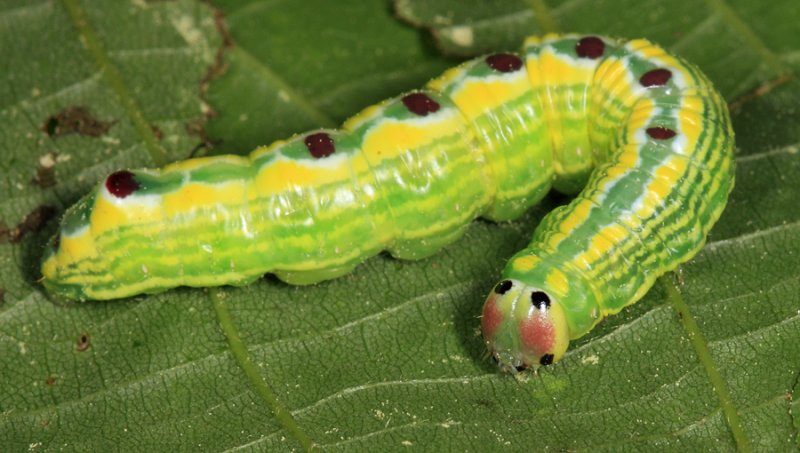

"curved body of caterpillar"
[41, 34, 734, 370]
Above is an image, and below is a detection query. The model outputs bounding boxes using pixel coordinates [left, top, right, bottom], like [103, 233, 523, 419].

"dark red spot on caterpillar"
[401, 93, 440, 116]
[485, 53, 523, 73]
[575, 36, 605, 59]
[539, 354, 554, 366]
[515, 364, 528, 372]
[646, 127, 677, 140]
[495, 280, 513, 294]
[640, 68, 672, 87]
[304, 132, 335, 159]
[106, 171, 139, 198]
[531, 291, 551, 309]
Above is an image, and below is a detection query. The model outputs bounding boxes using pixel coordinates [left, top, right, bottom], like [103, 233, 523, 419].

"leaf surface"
[1, 0, 799, 451]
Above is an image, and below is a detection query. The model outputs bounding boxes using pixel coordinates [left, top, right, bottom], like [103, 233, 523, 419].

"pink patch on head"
[480, 296, 504, 341]
[519, 314, 555, 355]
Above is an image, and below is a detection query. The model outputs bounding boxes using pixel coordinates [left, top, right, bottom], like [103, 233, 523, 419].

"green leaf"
[2, 0, 799, 451]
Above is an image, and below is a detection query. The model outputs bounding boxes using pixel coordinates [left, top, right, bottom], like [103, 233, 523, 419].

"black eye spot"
[495, 280, 513, 294]
[515, 364, 528, 372]
[540, 354, 554, 366]
[531, 291, 551, 308]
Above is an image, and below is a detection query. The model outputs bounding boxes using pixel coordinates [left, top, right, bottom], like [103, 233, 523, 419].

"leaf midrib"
[210, 288, 318, 452]
[662, 276, 751, 453]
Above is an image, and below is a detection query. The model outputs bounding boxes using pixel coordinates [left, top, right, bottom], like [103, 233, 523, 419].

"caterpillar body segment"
[41, 34, 734, 372]
[480, 36, 733, 370]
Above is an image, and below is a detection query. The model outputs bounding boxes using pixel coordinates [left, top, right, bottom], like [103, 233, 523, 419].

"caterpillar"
[41, 34, 734, 371]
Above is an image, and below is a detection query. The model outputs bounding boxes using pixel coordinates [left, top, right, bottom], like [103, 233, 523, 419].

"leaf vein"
[61, 0, 167, 166]
[209, 288, 318, 452]
[662, 276, 751, 452]
[702, 0, 788, 76]
[230, 46, 336, 129]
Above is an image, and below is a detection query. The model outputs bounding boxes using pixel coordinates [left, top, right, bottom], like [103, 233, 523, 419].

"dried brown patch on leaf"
[188, 5, 232, 159]
[729, 73, 794, 112]
[76, 333, 91, 352]
[201, 6, 233, 88]
[41, 106, 114, 138]
[151, 125, 164, 140]
[0, 206, 57, 243]
[33, 152, 59, 188]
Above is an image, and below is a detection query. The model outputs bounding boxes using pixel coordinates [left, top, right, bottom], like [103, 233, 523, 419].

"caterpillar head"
[480, 278, 570, 372]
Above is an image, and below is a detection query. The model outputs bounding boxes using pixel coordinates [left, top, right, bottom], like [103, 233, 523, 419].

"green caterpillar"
[41, 34, 734, 371]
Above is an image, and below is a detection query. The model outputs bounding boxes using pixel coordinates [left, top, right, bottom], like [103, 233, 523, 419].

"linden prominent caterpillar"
[42, 34, 734, 371]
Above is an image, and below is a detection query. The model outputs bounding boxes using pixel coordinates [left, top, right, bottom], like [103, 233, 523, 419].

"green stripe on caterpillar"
[41, 34, 735, 371]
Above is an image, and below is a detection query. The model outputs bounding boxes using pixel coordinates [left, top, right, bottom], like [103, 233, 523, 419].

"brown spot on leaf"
[0, 206, 57, 243]
[475, 399, 497, 410]
[76, 333, 91, 352]
[201, 8, 233, 87]
[185, 117, 206, 138]
[151, 125, 164, 140]
[183, 117, 223, 159]
[45, 376, 56, 386]
[190, 8, 233, 159]
[41, 106, 113, 138]
[33, 152, 59, 188]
